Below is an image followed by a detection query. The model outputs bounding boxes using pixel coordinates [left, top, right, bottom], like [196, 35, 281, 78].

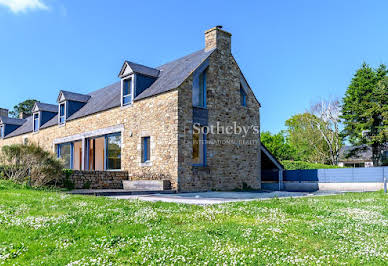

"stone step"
[122, 180, 171, 191]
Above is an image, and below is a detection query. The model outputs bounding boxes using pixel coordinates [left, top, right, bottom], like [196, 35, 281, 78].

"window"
[192, 127, 206, 166]
[59, 103, 66, 124]
[58, 143, 72, 169]
[106, 133, 121, 170]
[122, 78, 132, 105]
[0, 125, 4, 138]
[142, 137, 151, 163]
[33, 113, 39, 132]
[240, 84, 247, 106]
[193, 69, 207, 108]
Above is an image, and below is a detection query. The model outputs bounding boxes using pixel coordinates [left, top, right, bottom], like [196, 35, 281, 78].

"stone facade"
[0, 26, 261, 192]
[178, 27, 261, 192]
[69, 170, 128, 189]
[0, 91, 179, 189]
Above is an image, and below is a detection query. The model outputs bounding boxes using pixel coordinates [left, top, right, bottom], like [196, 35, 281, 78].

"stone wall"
[177, 45, 261, 192]
[69, 170, 129, 189]
[0, 90, 179, 190]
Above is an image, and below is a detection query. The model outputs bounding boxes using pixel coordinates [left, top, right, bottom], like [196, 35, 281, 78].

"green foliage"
[281, 160, 343, 170]
[62, 169, 74, 190]
[9, 99, 39, 118]
[0, 143, 64, 187]
[285, 113, 330, 163]
[261, 131, 296, 160]
[341, 63, 388, 165]
[0, 181, 386, 264]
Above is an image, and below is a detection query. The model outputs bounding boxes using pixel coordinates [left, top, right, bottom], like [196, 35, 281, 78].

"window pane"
[0, 126, 4, 138]
[199, 71, 206, 107]
[240, 85, 247, 106]
[107, 134, 121, 170]
[123, 78, 131, 96]
[193, 69, 207, 108]
[34, 114, 39, 131]
[192, 131, 200, 164]
[60, 116, 65, 124]
[60, 104, 65, 116]
[142, 137, 150, 162]
[123, 95, 132, 105]
[60, 144, 71, 169]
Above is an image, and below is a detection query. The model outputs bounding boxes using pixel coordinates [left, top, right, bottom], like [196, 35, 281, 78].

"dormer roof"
[57, 90, 91, 103]
[0, 116, 26, 126]
[32, 102, 58, 113]
[118, 61, 160, 78]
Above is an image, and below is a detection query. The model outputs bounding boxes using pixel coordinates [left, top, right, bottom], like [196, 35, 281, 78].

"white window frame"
[33, 112, 40, 132]
[0, 124, 4, 138]
[121, 74, 135, 107]
[58, 102, 66, 125]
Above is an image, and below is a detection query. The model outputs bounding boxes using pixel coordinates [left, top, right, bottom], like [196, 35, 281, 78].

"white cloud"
[0, 0, 48, 13]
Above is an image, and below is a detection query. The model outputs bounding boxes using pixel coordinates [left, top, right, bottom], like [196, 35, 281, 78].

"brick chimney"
[19, 112, 28, 119]
[0, 108, 8, 117]
[205, 25, 232, 53]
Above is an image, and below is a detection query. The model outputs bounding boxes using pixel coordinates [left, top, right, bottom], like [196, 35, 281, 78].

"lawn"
[0, 180, 387, 265]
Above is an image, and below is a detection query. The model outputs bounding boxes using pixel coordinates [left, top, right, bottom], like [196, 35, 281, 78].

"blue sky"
[0, 0, 387, 133]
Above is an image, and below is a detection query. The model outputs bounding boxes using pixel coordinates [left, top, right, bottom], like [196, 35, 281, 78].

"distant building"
[338, 145, 388, 168]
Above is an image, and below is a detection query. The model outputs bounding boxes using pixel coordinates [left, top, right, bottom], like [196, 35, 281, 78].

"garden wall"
[68, 170, 129, 189]
[262, 167, 388, 192]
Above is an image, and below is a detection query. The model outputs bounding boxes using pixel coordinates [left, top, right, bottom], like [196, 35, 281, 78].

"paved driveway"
[110, 191, 338, 205]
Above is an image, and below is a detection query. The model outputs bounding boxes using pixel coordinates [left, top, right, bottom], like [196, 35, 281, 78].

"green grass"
[0, 180, 387, 265]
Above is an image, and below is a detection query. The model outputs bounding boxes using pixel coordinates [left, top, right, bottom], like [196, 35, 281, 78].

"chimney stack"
[0, 108, 8, 117]
[19, 112, 28, 119]
[205, 25, 232, 53]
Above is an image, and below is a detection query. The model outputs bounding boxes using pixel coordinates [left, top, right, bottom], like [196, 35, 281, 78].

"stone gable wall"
[177, 50, 261, 192]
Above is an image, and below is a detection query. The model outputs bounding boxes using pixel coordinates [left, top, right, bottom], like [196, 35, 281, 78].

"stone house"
[0, 26, 263, 192]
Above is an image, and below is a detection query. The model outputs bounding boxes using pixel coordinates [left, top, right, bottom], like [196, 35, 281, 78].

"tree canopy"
[9, 99, 39, 118]
[341, 63, 388, 165]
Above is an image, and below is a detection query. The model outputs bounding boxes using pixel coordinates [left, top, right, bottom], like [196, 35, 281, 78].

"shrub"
[0, 143, 64, 187]
[62, 169, 74, 190]
[281, 160, 343, 170]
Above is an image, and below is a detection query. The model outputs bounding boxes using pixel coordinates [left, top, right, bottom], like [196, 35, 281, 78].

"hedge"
[281, 160, 343, 170]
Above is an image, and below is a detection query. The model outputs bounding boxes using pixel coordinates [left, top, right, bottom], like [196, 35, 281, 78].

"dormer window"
[118, 60, 159, 106]
[59, 103, 66, 124]
[33, 113, 40, 132]
[122, 78, 132, 106]
[0, 125, 4, 138]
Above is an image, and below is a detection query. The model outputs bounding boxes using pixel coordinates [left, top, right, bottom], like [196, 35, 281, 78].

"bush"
[62, 169, 74, 190]
[0, 143, 64, 187]
[281, 160, 343, 170]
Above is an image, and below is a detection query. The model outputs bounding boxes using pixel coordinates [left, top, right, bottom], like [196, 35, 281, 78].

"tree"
[341, 63, 388, 166]
[261, 131, 296, 160]
[308, 98, 343, 165]
[9, 99, 39, 118]
[285, 113, 330, 163]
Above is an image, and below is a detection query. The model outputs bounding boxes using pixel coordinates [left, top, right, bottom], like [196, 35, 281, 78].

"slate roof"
[0, 116, 26, 126]
[35, 102, 58, 113]
[58, 90, 91, 103]
[135, 48, 215, 100]
[339, 145, 372, 161]
[3, 48, 215, 139]
[121, 61, 160, 78]
[4, 116, 33, 138]
[339, 144, 388, 161]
